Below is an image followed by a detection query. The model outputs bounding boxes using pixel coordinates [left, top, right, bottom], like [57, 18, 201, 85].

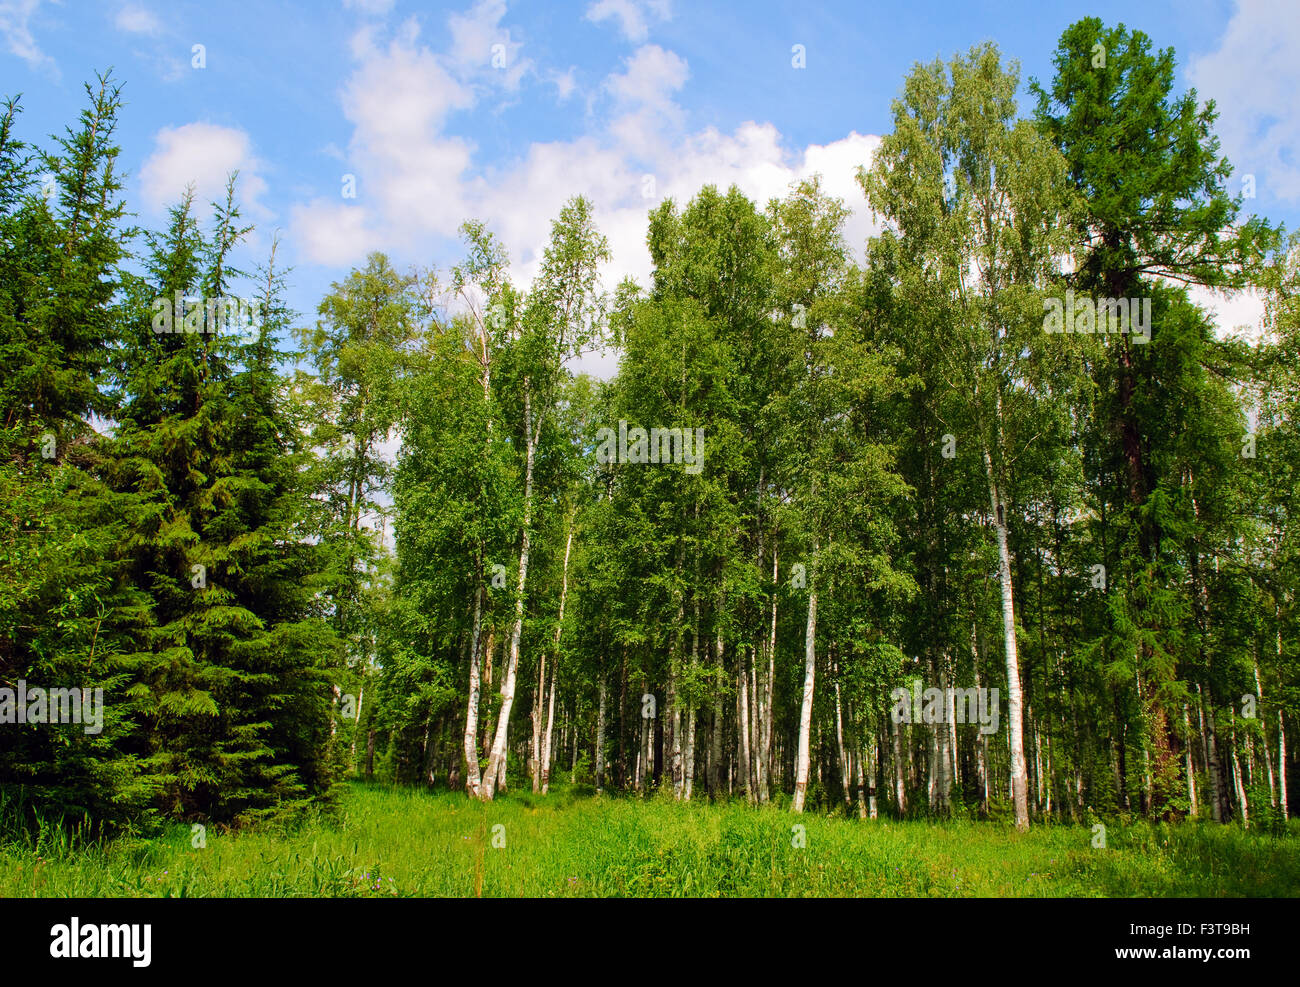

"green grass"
[2, 782, 1297, 897]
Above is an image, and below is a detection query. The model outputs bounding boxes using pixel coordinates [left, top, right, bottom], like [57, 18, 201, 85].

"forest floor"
[3, 782, 1297, 897]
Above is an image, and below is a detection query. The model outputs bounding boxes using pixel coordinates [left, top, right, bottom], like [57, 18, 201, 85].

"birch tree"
[479, 198, 609, 800]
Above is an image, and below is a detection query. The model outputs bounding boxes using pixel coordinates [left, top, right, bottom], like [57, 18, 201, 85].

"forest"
[2, 15, 1298, 877]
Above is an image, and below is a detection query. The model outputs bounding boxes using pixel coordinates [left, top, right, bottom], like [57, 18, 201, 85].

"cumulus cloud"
[0, 0, 58, 77]
[550, 66, 578, 101]
[138, 122, 270, 220]
[1188, 0, 1300, 203]
[289, 199, 380, 267]
[447, 0, 533, 91]
[584, 0, 671, 43]
[287, 0, 1267, 374]
[1188, 284, 1267, 343]
[114, 3, 160, 35]
[288, 9, 883, 322]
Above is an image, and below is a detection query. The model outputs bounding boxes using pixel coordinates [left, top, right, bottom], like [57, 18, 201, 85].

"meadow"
[2, 783, 1297, 898]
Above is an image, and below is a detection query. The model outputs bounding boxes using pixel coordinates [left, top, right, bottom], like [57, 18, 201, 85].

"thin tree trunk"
[1201, 685, 1227, 823]
[540, 521, 573, 795]
[1231, 715, 1249, 828]
[890, 710, 906, 815]
[541, 666, 557, 794]
[531, 650, 546, 793]
[973, 641, 988, 814]
[737, 646, 753, 805]
[792, 539, 819, 813]
[481, 382, 538, 800]
[1279, 710, 1289, 821]
[761, 547, 778, 802]
[1254, 652, 1277, 807]
[595, 675, 607, 793]
[463, 584, 485, 796]
[985, 456, 1029, 831]
[710, 632, 725, 798]
[834, 668, 850, 811]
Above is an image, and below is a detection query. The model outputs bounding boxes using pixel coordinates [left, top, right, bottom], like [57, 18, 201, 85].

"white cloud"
[289, 199, 380, 267]
[0, 0, 58, 77]
[447, 0, 532, 91]
[138, 122, 270, 220]
[1187, 0, 1300, 203]
[1188, 284, 1267, 343]
[115, 3, 160, 35]
[551, 66, 578, 101]
[584, 0, 671, 43]
[606, 43, 687, 110]
[288, 6, 882, 381]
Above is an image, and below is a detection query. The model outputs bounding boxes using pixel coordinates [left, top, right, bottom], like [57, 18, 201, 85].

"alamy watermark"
[151, 292, 261, 340]
[890, 681, 1000, 736]
[0, 681, 104, 735]
[1043, 290, 1150, 343]
[595, 420, 705, 475]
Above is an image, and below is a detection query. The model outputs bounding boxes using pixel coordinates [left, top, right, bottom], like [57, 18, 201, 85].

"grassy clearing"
[2, 782, 1297, 897]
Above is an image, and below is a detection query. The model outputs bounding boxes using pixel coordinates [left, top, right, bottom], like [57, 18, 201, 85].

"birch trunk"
[684, 594, 699, 802]
[1254, 653, 1276, 807]
[541, 667, 557, 794]
[463, 584, 485, 796]
[890, 712, 906, 815]
[1230, 716, 1249, 828]
[1183, 703, 1198, 817]
[1279, 711, 1288, 820]
[480, 382, 537, 800]
[791, 540, 818, 814]
[761, 548, 778, 803]
[595, 676, 607, 793]
[1202, 686, 1227, 823]
[683, 705, 696, 801]
[737, 646, 753, 805]
[710, 632, 725, 798]
[833, 670, 850, 811]
[973, 648, 988, 814]
[985, 455, 1029, 831]
[531, 650, 546, 793]
[540, 522, 573, 795]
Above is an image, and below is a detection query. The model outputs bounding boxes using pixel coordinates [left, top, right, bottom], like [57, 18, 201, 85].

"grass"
[2, 781, 1297, 897]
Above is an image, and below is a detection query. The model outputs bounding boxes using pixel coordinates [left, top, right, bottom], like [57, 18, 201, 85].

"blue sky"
[2, 0, 1296, 360]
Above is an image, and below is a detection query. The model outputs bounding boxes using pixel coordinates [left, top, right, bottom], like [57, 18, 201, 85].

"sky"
[2, 0, 1297, 377]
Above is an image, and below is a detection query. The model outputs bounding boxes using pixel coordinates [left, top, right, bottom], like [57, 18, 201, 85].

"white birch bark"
[541, 668, 557, 794]
[792, 540, 819, 813]
[595, 676, 606, 793]
[737, 647, 753, 805]
[1278, 710, 1288, 820]
[1230, 717, 1249, 828]
[463, 584, 485, 796]
[480, 382, 537, 800]
[1253, 652, 1274, 806]
[984, 454, 1029, 831]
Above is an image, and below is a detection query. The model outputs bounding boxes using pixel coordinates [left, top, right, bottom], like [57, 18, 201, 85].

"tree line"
[2, 18, 1297, 836]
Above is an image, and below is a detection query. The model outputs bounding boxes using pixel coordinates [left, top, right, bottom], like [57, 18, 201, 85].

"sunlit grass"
[2, 782, 1296, 897]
